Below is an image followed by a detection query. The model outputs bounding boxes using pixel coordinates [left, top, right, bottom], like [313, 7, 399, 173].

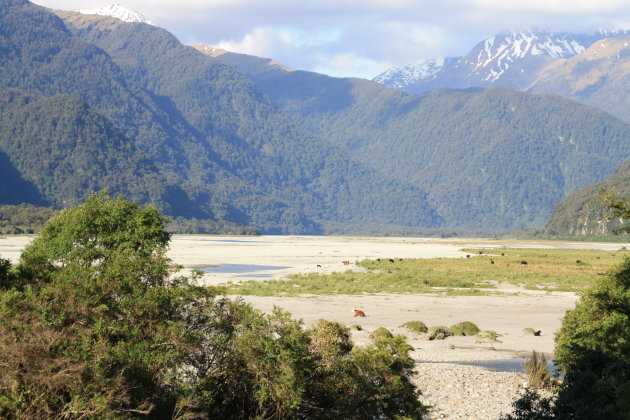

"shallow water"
[419, 358, 559, 376]
[201, 263, 290, 274]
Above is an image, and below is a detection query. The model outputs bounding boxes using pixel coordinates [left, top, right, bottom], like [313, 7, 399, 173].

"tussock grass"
[369, 327, 393, 340]
[400, 321, 428, 334]
[225, 248, 628, 296]
[450, 321, 480, 336]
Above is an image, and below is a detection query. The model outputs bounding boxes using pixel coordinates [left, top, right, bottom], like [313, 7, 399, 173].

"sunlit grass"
[225, 248, 629, 296]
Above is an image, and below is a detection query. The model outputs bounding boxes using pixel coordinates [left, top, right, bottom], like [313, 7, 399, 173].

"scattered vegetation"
[477, 331, 501, 343]
[369, 327, 394, 340]
[450, 321, 481, 336]
[400, 321, 428, 334]
[427, 326, 453, 341]
[226, 247, 627, 296]
[0, 193, 428, 419]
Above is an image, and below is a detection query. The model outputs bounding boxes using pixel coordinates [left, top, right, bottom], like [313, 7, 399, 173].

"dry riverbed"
[2, 234, 626, 418]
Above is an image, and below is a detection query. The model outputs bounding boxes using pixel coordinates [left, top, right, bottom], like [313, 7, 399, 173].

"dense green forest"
[2, 0, 629, 234]
[213, 51, 630, 230]
[0, 87, 176, 210]
[0, 0, 444, 234]
[56, 10, 442, 233]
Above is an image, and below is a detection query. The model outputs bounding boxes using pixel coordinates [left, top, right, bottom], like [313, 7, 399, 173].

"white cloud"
[32, 0, 630, 78]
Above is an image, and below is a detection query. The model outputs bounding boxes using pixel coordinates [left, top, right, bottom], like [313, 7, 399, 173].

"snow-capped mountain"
[78, 4, 155, 26]
[373, 57, 454, 89]
[374, 28, 628, 93]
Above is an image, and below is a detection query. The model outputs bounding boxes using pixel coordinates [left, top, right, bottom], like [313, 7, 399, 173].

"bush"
[504, 257, 630, 419]
[0, 193, 428, 419]
[450, 321, 480, 336]
[400, 320, 428, 334]
[427, 326, 453, 340]
[370, 326, 394, 340]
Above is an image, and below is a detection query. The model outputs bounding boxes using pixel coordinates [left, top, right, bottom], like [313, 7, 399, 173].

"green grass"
[400, 321, 428, 334]
[225, 248, 629, 296]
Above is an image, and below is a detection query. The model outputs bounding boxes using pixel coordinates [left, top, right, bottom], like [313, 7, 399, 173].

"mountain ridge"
[374, 28, 628, 94]
[204, 46, 630, 230]
[0, 1, 444, 234]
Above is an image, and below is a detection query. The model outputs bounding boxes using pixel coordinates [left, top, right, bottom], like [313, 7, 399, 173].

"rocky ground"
[413, 363, 526, 419]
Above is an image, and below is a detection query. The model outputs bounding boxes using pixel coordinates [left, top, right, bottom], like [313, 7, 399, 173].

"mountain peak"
[78, 4, 155, 26]
[373, 27, 625, 92]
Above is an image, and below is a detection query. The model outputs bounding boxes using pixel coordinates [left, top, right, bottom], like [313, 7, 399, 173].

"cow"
[521, 261, 528, 265]
[342, 260, 350, 265]
[353, 309, 366, 317]
[534, 330, 542, 336]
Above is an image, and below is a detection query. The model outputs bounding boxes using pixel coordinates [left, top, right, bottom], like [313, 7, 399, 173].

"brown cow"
[353, 309, 366, 317]
[342, 260, 350, 265]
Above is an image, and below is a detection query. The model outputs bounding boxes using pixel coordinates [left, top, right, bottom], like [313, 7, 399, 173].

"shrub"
[504, 257, 630, 419]
[523, 350, 552, 389]
[450, 321, 480, 336]
[370, 326, 394, 340]
[522, 327, 536, 335]
[0, 193, 429, 419]
[400, 320, 428, 334]
[427, 326, 453, 340]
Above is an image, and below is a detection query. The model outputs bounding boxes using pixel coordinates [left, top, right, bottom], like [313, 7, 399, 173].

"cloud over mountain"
[32, 0, 630, 78]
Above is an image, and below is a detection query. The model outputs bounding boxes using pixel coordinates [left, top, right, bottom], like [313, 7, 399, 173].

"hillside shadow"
[0, 151, 47, 205]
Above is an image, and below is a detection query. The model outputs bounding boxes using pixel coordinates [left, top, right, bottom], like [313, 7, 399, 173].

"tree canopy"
[0, 193, 427, 419]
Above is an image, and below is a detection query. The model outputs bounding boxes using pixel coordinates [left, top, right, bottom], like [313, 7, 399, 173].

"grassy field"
[225, 247, 629, 296]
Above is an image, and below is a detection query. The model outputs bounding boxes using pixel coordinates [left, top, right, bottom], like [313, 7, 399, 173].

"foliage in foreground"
[0, 193, 426, 419]
[504, 257, 630, 419]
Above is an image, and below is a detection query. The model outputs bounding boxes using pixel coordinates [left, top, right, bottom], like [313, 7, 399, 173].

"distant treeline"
[166, 216, 259, 235]
[0, 204, 57, 234]
[0, 204, 258, 235]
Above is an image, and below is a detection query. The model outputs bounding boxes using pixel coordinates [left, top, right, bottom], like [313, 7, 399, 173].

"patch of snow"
[373, 57, 446, 89]
[78, 4, 155, 26]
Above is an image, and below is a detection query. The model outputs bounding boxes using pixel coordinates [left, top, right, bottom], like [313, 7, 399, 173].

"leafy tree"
[599, 188, 630, 234]
[504, 257, 630, 419]
[0, 193, 427, 418]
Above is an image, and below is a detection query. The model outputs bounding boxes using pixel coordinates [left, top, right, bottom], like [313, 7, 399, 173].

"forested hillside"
[0, 87, 174, 211]
[208, 50, 630, 230]
[546, 159, 630, 236]
[0, 0, 443, 234]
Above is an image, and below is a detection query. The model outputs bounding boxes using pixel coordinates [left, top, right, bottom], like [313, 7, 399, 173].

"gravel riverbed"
[413, 363, 525, 419]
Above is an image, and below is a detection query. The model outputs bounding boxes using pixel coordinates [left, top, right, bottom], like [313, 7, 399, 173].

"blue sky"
[33, 0, 630, 79]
